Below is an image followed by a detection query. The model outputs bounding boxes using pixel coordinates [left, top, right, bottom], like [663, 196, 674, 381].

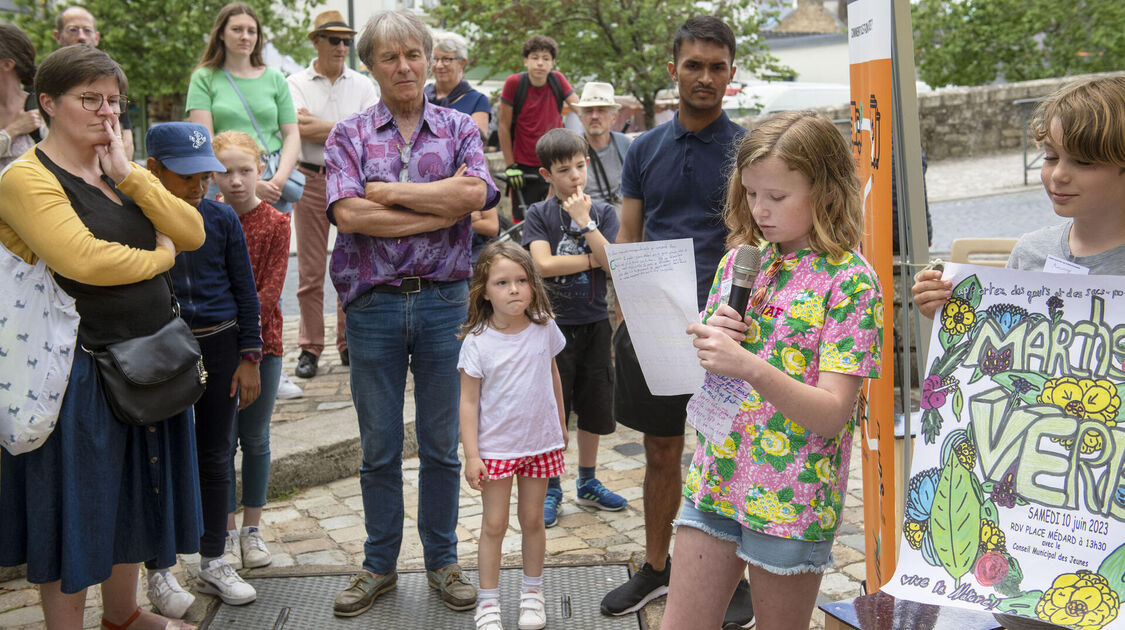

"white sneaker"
[197, 558, 257, 605]
[222, 529, 242, 570]
[518, 589, 546, 630]
[276, 372, 303, 399]
[240, 526, 272, 569]
[147, 570, 195, 619]
[475, 600, 503, 630]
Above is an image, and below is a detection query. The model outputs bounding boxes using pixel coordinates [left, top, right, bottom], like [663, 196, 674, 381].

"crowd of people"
[0, 4, 1119, 630]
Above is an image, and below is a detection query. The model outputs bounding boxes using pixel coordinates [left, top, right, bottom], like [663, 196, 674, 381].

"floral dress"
[683, 244, 883, 542]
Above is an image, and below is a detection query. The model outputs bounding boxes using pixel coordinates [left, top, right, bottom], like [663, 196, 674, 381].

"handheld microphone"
[727, 245, 762, 321]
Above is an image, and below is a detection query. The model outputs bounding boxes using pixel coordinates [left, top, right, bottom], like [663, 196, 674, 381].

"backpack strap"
[509, 71, 567, 141]
[546, 72, 565, 114]
[611, 132, 629, 163]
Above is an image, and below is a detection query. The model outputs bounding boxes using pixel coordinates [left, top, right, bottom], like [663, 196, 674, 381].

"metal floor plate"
[202, 564, 645, 629]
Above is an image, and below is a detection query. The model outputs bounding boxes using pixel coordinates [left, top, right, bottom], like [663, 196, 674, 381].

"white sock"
[522, 573, 542, 592]
[479, 587, 500, 605]
[201, 555, 221, 570]
[148, 568, 170, 582]
[240, 526, 259, 535]
[227, 528, 239, 539]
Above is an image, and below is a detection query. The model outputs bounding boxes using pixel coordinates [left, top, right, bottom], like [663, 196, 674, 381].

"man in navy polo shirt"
[600, 16, 755, 627]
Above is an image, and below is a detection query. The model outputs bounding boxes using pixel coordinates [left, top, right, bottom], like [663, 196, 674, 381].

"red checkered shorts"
[483, 449, 566, 480]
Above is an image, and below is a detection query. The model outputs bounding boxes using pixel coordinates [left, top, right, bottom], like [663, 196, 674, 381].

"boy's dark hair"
[673, 16, 736, 63]
[535, 128, 587, 171]
[35, 45, 127, 125]
[521, 35, 558, 60]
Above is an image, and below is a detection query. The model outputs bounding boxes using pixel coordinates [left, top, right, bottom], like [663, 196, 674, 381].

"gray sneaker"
[333, 570, 397, 617]
[427, 563, 477, 611]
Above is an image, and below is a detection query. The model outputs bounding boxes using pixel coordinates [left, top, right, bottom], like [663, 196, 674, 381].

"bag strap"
[221, 68, 270, 151]
[23, 93, 41, 143]
[547, 72, 565, 114]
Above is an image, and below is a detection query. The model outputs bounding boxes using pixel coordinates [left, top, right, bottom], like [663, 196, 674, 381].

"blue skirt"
[0, 351, 203, 593]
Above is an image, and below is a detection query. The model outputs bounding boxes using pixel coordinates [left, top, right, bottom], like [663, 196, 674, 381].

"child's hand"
[561, 186, 592, 224]
[465, 457, 488, 491]
[912, 269, 952, 320]
[256, 179, 282, 204]
[231, 359, 261, 410]
[706, 303, 750, 342]
[688, 322, 752, 380]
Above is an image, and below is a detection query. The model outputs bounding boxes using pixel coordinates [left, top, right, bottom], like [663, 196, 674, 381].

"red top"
[237, 200, 290, 357]
[500, 70, 573, 167]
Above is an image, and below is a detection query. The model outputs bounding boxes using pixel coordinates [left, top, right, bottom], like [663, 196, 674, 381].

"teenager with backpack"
[497, 35, 579, 206]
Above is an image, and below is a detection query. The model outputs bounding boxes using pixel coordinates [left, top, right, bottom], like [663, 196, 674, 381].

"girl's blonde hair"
[724, 110, 862, 258]
[459, 241, 553, 339]
[212, 130, 262, 163]
[1031, 75, 1125, 168]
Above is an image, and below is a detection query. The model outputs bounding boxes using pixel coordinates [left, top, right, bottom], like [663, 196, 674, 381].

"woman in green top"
[186, 2, 299, 212]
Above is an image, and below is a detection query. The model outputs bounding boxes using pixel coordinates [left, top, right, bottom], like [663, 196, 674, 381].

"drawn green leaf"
[1097, 542, 1125, 603]
[996, 590, 1042, 615]
[929, 451, 982, 585]
[952, 388, 964, 422]
[953, 274, 983, 308]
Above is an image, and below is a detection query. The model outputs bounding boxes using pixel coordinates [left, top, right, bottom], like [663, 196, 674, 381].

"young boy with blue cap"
[145, 121, 264, 611]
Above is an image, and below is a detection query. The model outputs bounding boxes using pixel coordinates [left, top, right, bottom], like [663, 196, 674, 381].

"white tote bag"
[0, 223, 80, 456]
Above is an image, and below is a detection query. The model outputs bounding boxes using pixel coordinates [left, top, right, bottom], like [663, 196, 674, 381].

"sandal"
[518, 589, 546, 630]
[475, 600, 504, 630]
[101, 606, 196, 630]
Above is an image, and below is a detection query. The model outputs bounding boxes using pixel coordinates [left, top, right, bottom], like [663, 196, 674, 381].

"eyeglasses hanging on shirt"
[398, 143, 411, 183]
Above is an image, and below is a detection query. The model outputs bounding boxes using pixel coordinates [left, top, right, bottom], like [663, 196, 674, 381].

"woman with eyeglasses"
[0, 45, 205, 630]
[186, 2, 300, 213]
[425, 32, 491, 138]
[0, 24, 47, 170]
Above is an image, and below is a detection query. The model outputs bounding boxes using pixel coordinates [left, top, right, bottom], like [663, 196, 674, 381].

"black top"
[37, 149, 172, 348]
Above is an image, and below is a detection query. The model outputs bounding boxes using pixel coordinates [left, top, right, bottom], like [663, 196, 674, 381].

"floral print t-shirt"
[683, 244, 883, 542]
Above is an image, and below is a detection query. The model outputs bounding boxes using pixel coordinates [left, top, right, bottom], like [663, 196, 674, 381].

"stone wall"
[739, 71, 1124, 160]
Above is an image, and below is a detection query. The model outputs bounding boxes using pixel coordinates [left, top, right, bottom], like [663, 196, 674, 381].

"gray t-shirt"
[587, 140, 624, 206]
[1007, 221, 1125, 274]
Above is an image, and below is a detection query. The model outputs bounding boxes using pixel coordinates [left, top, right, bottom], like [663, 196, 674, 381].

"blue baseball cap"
[145, 122, 226, 175]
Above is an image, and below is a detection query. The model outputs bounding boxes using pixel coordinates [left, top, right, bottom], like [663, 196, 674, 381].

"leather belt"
[369, 277, 442, 294]
[297, 161, 326, 174]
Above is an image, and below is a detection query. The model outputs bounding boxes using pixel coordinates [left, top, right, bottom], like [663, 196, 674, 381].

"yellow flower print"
[715, 500, 738, 520]
[781, 347, 807, 375]
[746, 492, 799, 523]
[1036, 571, 1120, 630]
[941, 297, 975, 336]
[815, 457, 838, 485]
[873, 301, 884, 328]
[711, 435, 738, 459]
[830, 489, 842, 504]
[827, 252, 852, 266]
[685, 467, 702, 494]
[783, 418, 807, 436]
[740, 390, 764, 412]
[760, 430, 791, 457]
[783, 258, 800, 271]
[790, 291, 825, 328]
[816, 505, 838, 530]
[743, 319, 762, 345]
[821, 343, 859, 373]
[980, 520, 1006, 553]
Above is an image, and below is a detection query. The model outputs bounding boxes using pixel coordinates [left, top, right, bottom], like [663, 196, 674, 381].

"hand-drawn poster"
[885, 263, 1125, 630]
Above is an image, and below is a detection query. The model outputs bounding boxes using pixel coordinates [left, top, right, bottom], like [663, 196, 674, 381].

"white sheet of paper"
[686, 372, 753, 443]
[605, 239, 705, 395]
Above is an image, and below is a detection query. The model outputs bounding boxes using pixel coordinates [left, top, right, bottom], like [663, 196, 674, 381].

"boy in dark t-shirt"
[521, 129, 626, 527]
[498, 35, 579, 206]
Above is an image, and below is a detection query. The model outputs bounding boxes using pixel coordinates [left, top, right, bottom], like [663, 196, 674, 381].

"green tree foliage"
[430, 0, 787, 127]
[5, 0, 314, 98]
[912, 0, 1125, 87]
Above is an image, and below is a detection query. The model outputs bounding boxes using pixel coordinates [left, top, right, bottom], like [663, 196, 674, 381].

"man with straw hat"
[572, 81, 631, 207]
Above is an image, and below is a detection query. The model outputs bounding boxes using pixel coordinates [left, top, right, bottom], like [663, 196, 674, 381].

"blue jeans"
[228, 354, 280, 512]
[346, 281, 467, 575]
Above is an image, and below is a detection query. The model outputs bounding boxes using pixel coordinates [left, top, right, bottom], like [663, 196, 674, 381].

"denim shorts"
[674, 498, 834, 576]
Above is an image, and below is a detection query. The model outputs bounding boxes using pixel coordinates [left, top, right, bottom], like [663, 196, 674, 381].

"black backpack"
[509, 71, 566, 141]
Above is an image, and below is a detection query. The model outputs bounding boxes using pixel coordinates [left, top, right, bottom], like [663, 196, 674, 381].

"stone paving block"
[292, 494, 338, 510]
[0, 587, 38, 614]
[296, 549, 350, 566]
[260, 507, 303, 525]
[818, 571, 860, 601]
[319, 514, 364, 531]
[545, 536, 589, 555]
[604, 458, 644, 472]
[270, 553, 296, 568]
[285, 537, 336, 556]
[343, 495, 365, 512]
[306, 503, 353, 520]
[0, 604, 43, 627]
[572, 523, 616, 540]
[842, 561, 866, 582]
[328, 525, 368, 544]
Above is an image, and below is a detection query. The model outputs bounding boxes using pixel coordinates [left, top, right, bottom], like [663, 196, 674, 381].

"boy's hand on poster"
[706, 303, 750, 341]
[465, 457, 488, 490]
[911, 269, 952, 319]
[232, 359, 261, 409]
[688, 322, 752, 379]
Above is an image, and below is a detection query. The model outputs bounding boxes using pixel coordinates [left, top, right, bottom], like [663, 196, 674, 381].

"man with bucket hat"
[572, 82, 631, 207]
[287, 11, 379, 381]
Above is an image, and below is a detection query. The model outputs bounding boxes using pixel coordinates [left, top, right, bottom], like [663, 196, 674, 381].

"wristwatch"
[579, 219, 598, 234]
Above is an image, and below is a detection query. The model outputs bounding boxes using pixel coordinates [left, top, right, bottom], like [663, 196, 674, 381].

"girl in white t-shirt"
[458, 241, 569, 630]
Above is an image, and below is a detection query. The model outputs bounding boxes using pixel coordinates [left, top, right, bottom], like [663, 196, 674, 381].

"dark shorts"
[612, 322, 691, 437]
[555, 319, 615, 435]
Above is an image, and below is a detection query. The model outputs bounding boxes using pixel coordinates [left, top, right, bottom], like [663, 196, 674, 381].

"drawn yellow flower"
[760, 430, 791, 457]
[955, 441, 977, 470]
[1039, 377, 1121, 422]
[979, 520, 1006, 553]
[904, 520, 926, 549]
[941, 297, 975, 336]
[781, 348, 807, 375]
[1036, 571, 1120, 630]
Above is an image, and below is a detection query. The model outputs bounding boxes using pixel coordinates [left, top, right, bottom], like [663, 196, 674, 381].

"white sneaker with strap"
[475, 599, 504, 630]
[518, 589, 546, 630]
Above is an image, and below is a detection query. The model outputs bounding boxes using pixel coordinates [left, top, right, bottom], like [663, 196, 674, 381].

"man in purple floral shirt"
[323, 10, 498, 619]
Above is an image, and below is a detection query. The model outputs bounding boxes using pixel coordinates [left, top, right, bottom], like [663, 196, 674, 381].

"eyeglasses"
[322, 35, 352, 47]
[398, 143, 411, 183]
[64, 26, 96, 37]
[68, 91, 128, 114]
[433, 57, 461, 66]
[748, 257, 785, 315]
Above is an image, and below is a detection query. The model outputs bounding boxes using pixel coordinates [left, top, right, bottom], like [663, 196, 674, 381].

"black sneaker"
[600, 556, 671, 616]
[296, 350, 318, 378]
[722, 578, 755, 629]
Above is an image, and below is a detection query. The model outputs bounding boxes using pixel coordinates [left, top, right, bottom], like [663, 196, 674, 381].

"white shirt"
[458, 319, 567, 459]
[286, 60, 379, 165]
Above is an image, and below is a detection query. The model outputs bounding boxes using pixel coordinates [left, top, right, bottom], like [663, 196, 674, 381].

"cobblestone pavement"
[0, 314, 871, 629]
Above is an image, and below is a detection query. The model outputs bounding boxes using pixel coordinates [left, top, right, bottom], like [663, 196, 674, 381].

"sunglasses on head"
[322, 35, 353, 47]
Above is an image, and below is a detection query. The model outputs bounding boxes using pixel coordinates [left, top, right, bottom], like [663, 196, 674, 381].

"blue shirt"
[168, 198, 262, 354]
[621, 111, 744, 309]
[447, 90, 490, 119]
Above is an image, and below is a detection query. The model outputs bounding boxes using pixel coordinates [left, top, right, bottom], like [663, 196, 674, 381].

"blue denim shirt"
[168, 198, 262, 354]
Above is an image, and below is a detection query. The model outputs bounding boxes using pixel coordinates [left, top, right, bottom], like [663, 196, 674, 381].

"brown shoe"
[333, 570, 397, 617]
[427, 563, 477, 611]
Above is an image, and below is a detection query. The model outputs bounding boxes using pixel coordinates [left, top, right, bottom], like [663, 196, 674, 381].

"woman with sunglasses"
[0, 45, 205, 630]
[186, 2, 300, 213]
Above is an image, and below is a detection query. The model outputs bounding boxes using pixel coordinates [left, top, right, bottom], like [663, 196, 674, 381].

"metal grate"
[201, 564, 645, 629]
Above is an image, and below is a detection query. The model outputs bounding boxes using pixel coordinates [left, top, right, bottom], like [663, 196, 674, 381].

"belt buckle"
[400, 277, 422, 294]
